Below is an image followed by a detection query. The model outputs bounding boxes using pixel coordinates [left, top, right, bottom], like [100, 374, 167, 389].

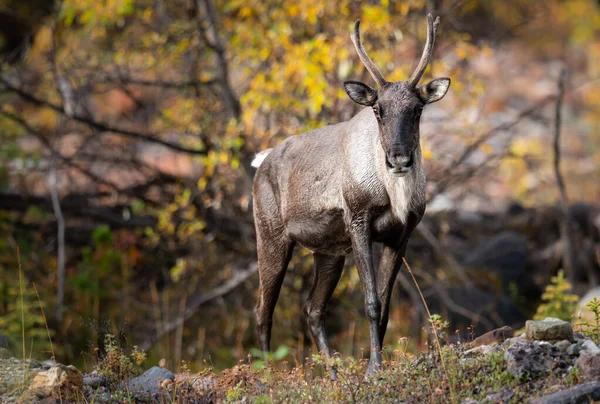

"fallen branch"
[139, 263, 258, 351]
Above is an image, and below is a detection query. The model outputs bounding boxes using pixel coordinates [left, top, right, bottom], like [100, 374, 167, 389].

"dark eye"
[373, 106, 383, 119]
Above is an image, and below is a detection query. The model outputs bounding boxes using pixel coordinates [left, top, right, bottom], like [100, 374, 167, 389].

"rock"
[567, 340, 600, 356]
[126, 366, 175, 396]
[576, 352, 600, 380]
[526, 318, 573, 341]
[471, 326, 513, 347]
[505, 341, 552, 379]
[83, 376, 106, 389]
[553, 340, 572, 352]
[22, 364, 83, 402]
[502, 336, 527, 349]
[485, 389, 514, 403]
[531, 381, 600, 403]
[0, 347, 12, 359]
[580, 340, 600, 355]
[159, 358, 167, 368]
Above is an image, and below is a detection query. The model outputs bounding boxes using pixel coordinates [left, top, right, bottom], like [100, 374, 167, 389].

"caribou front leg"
[350, 224, 383, 376]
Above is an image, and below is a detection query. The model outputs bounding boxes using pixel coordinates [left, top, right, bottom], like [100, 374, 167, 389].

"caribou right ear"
[344, 81, 378, 106]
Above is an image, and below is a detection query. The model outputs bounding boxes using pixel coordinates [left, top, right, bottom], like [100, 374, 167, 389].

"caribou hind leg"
[305, 253, 345, 380]
[254, 231, 295, 353]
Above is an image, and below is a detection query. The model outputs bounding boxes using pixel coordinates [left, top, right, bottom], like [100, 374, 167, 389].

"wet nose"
[386, 152, 414, 170]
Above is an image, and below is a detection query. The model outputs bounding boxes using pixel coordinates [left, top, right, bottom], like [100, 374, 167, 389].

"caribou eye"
[373, 106, 383, 119]
[373, 106, 381, 119]
[413, 107, 422, 124]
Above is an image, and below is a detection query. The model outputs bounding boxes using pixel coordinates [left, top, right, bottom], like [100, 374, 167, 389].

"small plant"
[575, 297, 600, 344]
[249, 345, 291, 370]
[534, 270, 579, 321]
[429, 314, 450, 341]
[97, 333, 146, 387]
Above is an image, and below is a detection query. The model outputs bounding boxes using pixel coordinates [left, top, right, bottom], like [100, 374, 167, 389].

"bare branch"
[553, 68, 576, 285]
[139, 263, 258, 351]
[197, 0, 241, 120]
[1, 79, 209, 155]
[48, 159, 66, 321]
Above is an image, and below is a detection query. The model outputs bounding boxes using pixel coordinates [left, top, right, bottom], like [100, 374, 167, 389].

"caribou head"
[344, 15, 450, 177]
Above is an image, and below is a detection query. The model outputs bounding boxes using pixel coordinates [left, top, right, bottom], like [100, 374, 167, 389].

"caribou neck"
[374, 136, 426, 224]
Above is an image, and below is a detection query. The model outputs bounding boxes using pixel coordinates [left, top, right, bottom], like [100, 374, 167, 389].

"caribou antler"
[351, 20, 387, 87]
[407, 14, 440, 88]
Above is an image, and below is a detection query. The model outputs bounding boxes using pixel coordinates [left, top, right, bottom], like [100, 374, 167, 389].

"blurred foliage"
[0, 0, 598, 371]
[534, 270, 579, 321]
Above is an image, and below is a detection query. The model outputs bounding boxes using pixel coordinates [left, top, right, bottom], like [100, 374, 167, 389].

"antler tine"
[407, 14, 440, 88]
[351, 20, 387, 87]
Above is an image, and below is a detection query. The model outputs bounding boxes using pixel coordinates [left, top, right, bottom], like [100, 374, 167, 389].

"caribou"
[251, 14, 450, 377]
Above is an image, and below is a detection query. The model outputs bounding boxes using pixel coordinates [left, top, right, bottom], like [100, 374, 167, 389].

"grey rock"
[485, 389, 514, 403]
[567, 340, 600, 357]
[579, 340, 600, 355]
[125, 366, 175, 396]
[505, 341, 551, 379]
[84, 376, 106, 389]
[526, 318, 574, 341]
[531, 381, 600, 403]
[554, 340, 572, 352]
[576, 352, 600, 380]
[502, 337, 527, 349]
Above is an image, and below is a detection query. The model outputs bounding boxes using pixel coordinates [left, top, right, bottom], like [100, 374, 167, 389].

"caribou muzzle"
[385, 151, 414, 176]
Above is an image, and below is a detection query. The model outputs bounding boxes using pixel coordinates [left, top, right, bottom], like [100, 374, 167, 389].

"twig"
[402, 257, 455, 404]
[48, 159, 66, 322]
[553, 68, 576, 285]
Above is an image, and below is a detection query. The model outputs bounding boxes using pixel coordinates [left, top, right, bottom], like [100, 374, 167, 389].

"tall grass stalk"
[17, 247, 26, 384]
[402, 257, 455, 404]
[33, 282, 55, 360]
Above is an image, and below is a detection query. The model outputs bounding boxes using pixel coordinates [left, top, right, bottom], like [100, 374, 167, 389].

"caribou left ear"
[344, 80, 378, 106]
[418, 77, 450, 104]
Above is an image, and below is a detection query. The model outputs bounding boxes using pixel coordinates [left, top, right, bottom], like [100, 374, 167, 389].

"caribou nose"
[386, 152, 414, 170]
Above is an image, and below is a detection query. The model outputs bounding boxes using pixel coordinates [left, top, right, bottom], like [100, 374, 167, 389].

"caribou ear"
[344, 81, 378, 106]
[418, 77, 450, 104]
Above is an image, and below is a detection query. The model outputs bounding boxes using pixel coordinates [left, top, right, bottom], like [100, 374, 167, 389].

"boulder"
[463, 231, 529, 291]
[505, 341, 552, 379]
[526, 318, 573, 341]
[576, 352, 600, 380]
[125, 366, 175, 396]
[485, 389, 514, 403]
[532, 381, 600, 404]
[22, 364, 83, 402]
